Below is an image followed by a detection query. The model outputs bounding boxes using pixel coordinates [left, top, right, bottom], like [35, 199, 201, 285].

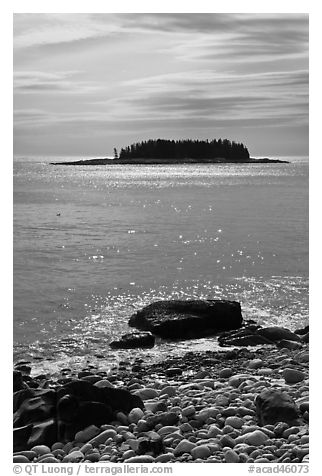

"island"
[50, 139, 289, 165]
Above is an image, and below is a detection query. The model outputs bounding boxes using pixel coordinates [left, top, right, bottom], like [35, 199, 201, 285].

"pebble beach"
[13, 343, 309, 464]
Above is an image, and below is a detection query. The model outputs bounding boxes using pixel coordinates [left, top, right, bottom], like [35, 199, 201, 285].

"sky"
[13, 13, 309, 158]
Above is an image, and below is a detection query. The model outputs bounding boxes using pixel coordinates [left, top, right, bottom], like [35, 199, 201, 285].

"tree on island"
[113, 148, 118, 159]
[118, 139, 250, 161]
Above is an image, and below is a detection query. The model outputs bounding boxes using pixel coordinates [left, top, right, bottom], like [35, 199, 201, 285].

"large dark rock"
[137, 432, 164, 456]
[13, 377, 144, 450]
[255, 389, 300, 426]
[110, 332, 155, 349]
[219, 334, 272, 347]
[13, 424, 33, 452]
[13, 391, 56, 428]
[129, 300, 243, 339]
[57, 379, 144, 413]
[257, 327, 301, 342]
[13, 370, 28, 392]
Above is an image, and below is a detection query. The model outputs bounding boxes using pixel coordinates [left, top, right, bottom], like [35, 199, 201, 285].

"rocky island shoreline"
[50, 157, 289, 166]
[13, 299, 309, 464]
[50, 138, 289, 166]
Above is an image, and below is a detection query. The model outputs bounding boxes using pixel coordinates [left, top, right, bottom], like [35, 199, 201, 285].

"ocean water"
[13, 158, 309, 372]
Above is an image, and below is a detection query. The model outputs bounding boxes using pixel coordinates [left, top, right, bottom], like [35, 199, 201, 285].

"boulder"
[282, 368, 306, 384]
[13, 390, 56, 428]
[294, 325, 309, 335]
[276, 340, 303, 350]
[13, 370, 28, 392]
[219, 334, 272, 347]
[13, 424, 33, 452]
[57, 379, 144, 413]
[13, 377, 144, 451]
[255, 389, 300, 426]
[129, 300, 243, 339]
[110, 332, 155, 349]
[257, 327, 301, 342]
[137, 432, 164, 457]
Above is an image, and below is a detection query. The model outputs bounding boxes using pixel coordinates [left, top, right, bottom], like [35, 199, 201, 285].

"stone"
[155, 453, 174, 463]
[191, 445, 212, 459]
[124, 455, 155, 463]
[62, 451, 85, 463]
[110, 332, 155, 349]
[248, 359, 264, 369]
[219, 368, 233, 378]
[299, 402, 309, 413]
[174, 439, 196, 456]
[75, 425, 100, 443]
[93, 380, 114, 388]
[137, 432, 164, 456]
[128, 407, 144, 424]
[224, 449, 239, 463]
[160, 386, 176, 397]
[225, 416, 244, 429]
[157, 426, 180, 437]
[244, 430, 269, 446]
[297, 352, 309, 363]
[13, 425, 33, 452]
[13, 455, 31, 463]
[133, 388, 159, 400]
[13, 370, 29, 392]
[228, 374, 251, 388]
[165, 367, 182, 377]
[255, 389, 300, 425]
[300, 333, 309, 343]
[220, 334, 272, 347]
[128, 299, 243, 339]
[257, 327, 301, 342]
[219, 434, 236, 448]
[37, 456, 59, 463]
[27, 419, 57, 449]
[276, 340, 303, 350]
[182, 405, 196, 417]
[87, 428, 117, 445]
[282, 368, 305, 384]
[30, 445, 52, 456]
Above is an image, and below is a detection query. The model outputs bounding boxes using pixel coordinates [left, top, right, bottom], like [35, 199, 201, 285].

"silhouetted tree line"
[119, 139, 250, 161]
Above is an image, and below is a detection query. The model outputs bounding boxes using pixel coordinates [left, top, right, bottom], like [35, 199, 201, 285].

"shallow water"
[13, 158, 308, 371]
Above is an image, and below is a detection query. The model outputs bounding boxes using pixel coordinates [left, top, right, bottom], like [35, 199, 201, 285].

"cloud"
[13, 71, 102, 95]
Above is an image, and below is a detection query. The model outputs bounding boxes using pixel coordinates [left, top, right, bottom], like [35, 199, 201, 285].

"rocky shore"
[13, 342, 309, 464]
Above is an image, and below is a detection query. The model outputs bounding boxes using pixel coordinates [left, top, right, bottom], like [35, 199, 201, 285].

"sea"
[13, 156, 309, 374]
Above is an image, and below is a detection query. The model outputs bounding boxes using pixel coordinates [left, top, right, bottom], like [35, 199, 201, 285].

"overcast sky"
[13, 13, 309, 158]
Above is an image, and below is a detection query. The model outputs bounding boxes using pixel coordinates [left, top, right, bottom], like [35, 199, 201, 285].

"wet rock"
[255, 389, 300, 425]
[276, 340, 303, 350]
[137, 432, 164, 456]
[225, 416, 244, 429]
[13, 370, 28, 392]
[224, 449, 240, 463]
[62, 450, 84, 463]
[165, 367, 182, 377]
[128, 407, 144, 424]
[13, 425, 33, 452]
[257, 327, 301, 342]
[133, 388, 159, 400]
[243, 430, 268, 446]
[110, 332, 155, 349]
[219, 368, 233, 378]
[160, 386, 176, 397]
[129, 299, 243, 339]
[191, 445, 212, 459]
[282, 368, 306, 384]
[173, 439, 196, 456]
[124, 455, 155, 463]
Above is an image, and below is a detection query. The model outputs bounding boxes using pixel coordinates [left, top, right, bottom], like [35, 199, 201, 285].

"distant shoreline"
[50, 157, 289, 166]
